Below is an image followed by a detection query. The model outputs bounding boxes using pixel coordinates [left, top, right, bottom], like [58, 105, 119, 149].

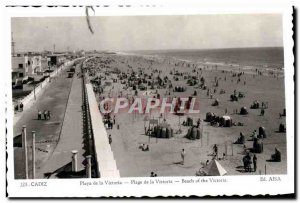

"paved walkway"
[13, 65, 74, 179]
[38, 69, 85, 178]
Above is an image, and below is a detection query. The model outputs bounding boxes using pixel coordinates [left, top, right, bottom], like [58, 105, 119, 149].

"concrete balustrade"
[85, 84, 120, 178]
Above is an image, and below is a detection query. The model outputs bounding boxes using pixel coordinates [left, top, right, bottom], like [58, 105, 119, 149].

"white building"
[11, 55, 29, 81]
[11, 54, 43, 84]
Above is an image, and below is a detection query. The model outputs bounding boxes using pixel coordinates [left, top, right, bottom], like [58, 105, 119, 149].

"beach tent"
[205, 112, 215, 122]
[258, 126, 267, 138]
[186, 126, 200, 140]
[252, 138, 264, 153]
[212, 99, 219, 106]
[152, 125, 174, 138]
[279, 123, 286, 133]
[201, 160, 227, 176]
[251, 100, 260, 109]
[240, 107, 248, 115]
[220, 115, 232, 127]
[174, 86, 186, 92]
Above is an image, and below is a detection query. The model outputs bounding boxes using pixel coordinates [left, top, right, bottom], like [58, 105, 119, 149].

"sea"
[129, 47, 284, 71]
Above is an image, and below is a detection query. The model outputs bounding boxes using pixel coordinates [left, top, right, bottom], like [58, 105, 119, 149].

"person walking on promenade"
[20, 102, 24, 112]
[253, 155, 257, 172]
[181, 149, 186, 165]
[113, 115, 116, 125]
[43, 110, 48, 120]
[38, 110, 42, 120]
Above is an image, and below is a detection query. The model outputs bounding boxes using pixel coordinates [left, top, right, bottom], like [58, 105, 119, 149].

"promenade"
[38, 67, 85, 178]
[13, 62, 83, 179]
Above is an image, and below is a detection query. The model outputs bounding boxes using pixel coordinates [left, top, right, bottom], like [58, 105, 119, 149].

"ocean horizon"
[125, 47, 284, 69]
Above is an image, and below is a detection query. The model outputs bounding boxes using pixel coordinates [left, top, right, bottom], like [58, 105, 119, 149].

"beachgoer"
[252, 130, 257, 139]
[213, 144, 218, 157]
[108, 135, 112, 144]
[43, 110, 48, 120]
[260, 108, 265, 116]
[196, 119, 201, 128]
[20, 102, 24, 112]
[253, 155, 257, 172]
[47, 110, 51, 120]
[181, 149, 185, 165]
[38, 110, 42, 120]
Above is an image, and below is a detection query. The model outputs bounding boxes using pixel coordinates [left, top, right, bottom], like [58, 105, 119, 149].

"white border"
[2, 3, 294, 198]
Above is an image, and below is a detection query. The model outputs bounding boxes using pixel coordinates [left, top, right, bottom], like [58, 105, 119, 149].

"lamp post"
[22, 125, 28, 179]
[32, 131, 36, 179]
[33, 84, 36, 100]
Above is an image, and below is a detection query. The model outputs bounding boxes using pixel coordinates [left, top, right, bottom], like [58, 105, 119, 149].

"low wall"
[85, 84, 120, 178]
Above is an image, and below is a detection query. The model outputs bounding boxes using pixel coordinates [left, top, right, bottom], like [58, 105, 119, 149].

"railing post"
[72, 150, 78, 172]
[22, 125, 28, 179]
[86, 155, 92, 178]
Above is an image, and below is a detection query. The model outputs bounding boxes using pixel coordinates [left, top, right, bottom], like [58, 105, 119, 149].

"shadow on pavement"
[44, 161, 86, 179]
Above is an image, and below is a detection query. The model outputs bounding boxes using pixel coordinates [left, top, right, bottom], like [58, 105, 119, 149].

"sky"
[11, 14, 283, 52]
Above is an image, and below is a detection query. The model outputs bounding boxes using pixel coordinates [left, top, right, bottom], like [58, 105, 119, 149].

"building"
[11, 53, 44, 87]
[27, 55, 42, 76]
[11, 54, 29, 82]
[47, 54, 66, 67]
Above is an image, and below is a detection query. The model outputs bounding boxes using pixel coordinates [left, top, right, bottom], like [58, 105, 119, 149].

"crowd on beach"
[83, 53, 286, 176]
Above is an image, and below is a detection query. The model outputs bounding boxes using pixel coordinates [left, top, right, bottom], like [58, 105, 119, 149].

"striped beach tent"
[202, 159, 227, 176]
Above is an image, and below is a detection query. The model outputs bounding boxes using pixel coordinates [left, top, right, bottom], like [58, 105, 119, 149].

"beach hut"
[197, 160, 227, 176]
[240, 107, 248, 115]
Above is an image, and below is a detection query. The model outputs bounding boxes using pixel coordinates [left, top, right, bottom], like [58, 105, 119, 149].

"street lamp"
[33, 83, 36, 100]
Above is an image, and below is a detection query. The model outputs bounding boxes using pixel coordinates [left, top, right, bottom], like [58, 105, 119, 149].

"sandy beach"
[84, 52, 286, 177]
